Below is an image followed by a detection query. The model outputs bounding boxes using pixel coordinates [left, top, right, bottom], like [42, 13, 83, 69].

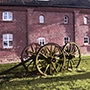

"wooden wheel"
[36, 43, 65, 76]
[21, 43, 40, 72]
[63, 42, 81, 70]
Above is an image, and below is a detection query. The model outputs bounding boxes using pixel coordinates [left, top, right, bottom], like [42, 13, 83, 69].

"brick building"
[0, 0, 90, 63]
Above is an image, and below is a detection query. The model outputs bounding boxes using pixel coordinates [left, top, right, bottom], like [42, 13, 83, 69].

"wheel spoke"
[45, 46, 50, 54]
[50, 64, 53, 74]
[26, 51, 35, 55]
[68, 60, 72, 68]
[50, 45, 52, 57]
[39, 52, 48, 58]
[44, 64, 50, 74]
[69, 44, 72, 53]
[67, 46, 69, 52]
[56, 62, 62, 71]
[53, 46, 58, 53]
[74, 48, 78, 53]
[31, 45, 34, 52]
[52, 63, 58, 72]
[64, 50, 69, 56]
[35, 44, 37, 52]
[71, 45, 75, 54]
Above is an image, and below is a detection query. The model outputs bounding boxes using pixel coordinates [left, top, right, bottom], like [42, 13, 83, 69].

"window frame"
[64, 16, 68, 24]
[64, 37, 70, 44]
[2, 12, 13, 21]
[37, 0, 49, 1]
[84, 36, 89, 45]
[39, 15, 44, 23]
[84, 17, 88, 24]
[39, 37, 45, 46]
[3, 34, 13, 48]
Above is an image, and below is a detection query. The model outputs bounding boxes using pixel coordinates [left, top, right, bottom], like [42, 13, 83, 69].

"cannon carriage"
[21, 42, 81, 76]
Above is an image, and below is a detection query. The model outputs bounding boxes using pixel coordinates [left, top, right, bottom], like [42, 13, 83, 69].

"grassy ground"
[0, 56, 90, 90]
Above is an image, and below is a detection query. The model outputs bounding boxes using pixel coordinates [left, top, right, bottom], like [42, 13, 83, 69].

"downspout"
[73, 11, 75, 42]
[26, 9, 28, 46]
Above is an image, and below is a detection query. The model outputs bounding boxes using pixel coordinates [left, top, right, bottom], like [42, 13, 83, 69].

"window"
[84, 17, 88, 24]
[37, 0, 49, 1]
[39, 38, 45, 46]
[39, 15, 44, 23]
[3, 12, 13, 21]
[64, 16, 68, 24]
[84, 36, 89, 45]
[64, 37, 70, 44]
[3, 34, 13, 48]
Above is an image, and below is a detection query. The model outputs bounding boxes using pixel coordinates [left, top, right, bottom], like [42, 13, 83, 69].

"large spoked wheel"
[63, 42, 81, 70]
[36, 43, 65, 76]
[21, 43, 40, 72]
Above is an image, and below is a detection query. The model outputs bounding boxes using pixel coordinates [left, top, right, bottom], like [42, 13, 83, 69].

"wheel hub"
[47, 57, 56, 64]
[51, 58, 56, 63]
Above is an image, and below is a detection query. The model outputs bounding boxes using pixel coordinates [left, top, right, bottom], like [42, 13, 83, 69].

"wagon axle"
[51, 58, 56, 63]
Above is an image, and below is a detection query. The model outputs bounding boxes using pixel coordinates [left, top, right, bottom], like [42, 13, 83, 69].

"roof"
[1, 0, 90, 9]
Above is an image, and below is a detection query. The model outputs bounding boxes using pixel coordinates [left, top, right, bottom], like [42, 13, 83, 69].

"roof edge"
[0, 2, 90, 9]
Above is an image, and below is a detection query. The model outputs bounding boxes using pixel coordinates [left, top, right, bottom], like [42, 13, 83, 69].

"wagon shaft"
[0, 58, 30, 75]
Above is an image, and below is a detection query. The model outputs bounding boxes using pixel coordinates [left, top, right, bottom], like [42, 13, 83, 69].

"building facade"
[0, 0, 90, 63]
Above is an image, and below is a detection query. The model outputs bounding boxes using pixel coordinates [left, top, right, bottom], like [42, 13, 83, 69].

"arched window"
[3, 12, 13, 21]
[39, 15, 44, 23]
[84, 17, 88, 24]
[3, 34, 13, 48]
[84, 36, 89, 45]
[64, 16, 68, 24]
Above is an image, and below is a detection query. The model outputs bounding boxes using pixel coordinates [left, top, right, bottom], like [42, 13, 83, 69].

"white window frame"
[64, 16, 68, 24]
[84, 36, 89, 45]
[39, 15, 44, 23]
[37, 0, 49, 1]
[3, 34, 13, 48]
[64, 37, 70, 44]
[3, 12, 13, 21]
[39, 38, 45, 46]
[84, 17, 88, 24]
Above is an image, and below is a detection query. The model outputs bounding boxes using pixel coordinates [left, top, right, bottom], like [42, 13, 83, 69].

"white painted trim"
[39, 37, 45, 46]
[2, 12, 13, 21]
[84, 36, 89, 45]
[3, 34, 13, 48]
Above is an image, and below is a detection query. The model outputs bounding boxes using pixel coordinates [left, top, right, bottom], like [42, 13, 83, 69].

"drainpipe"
[26, 9, 28, 46]
[73, 11, 75, 42]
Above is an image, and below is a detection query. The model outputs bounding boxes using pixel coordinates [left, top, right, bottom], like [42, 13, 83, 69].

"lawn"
[0, 56, 90, 90]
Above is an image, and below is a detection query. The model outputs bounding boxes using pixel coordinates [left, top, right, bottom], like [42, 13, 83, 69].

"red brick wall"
[0, 6, 27, 63]
[27, 7, 90, 56]
[74, 9, 90, 55]
[0, 6, 90, 63]
[27, 7, 74, 47]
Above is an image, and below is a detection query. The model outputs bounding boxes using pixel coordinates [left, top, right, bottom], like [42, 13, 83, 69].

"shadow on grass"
[0, 64, 42, 85]
[0, 69, 90, 86]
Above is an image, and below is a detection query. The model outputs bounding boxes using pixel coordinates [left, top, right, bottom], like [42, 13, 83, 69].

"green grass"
[0, 56, 90, 90]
